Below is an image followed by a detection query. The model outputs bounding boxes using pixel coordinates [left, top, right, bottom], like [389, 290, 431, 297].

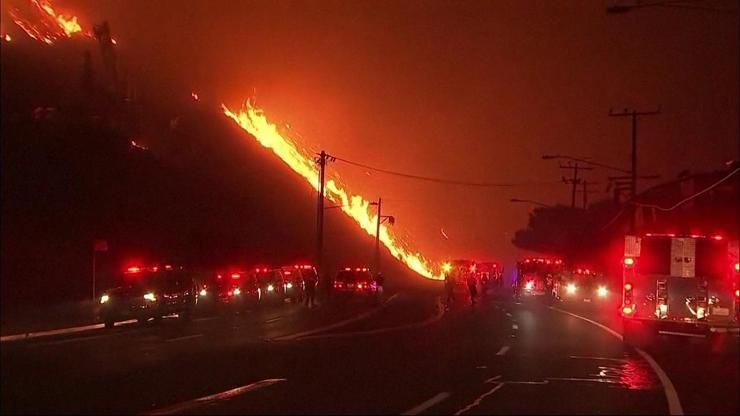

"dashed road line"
[511, 323, 518, 330]
[495, 345, 510, 356]
[165, 334, 204, 343]
[453, 383, 505, 415]
[143, 378, 286, 415]
[402, 392, 451, 415]
[1, 319, 138, 343]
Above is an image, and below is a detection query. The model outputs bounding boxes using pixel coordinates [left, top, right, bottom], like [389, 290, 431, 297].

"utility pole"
[375, 197, 382, 274]
[579, 180, 599, 209]
[609, 108, 660, 231]
[608, 109, 660, 199]
[315, 151, 334, 284]
[559, 162, 593, 207]
[370, 198, 395, 276]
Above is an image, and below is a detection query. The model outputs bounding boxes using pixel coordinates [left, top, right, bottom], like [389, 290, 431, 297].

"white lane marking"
[549, 306, 684, 416]
[402, 392, 451, 415]
[548, 306, 622, 340]
[505, 312, 512, 317]
[511, 324, 518, 330]
[295, 298, 444, 341]
[165, 334, 204, 343]
[264, 316, 283, 324]
[453, 383, 505, 415]
[193, 316, 220, 322]
[476, 366, 487, 369]
[634, 347, 684, 416]
[144, 378, 286, 415]
[569, 355, 627, 362]
[657, 330, 705, 338]
[272, 295, 397, 341]
[1, 319, 138, 343]
[495, 345, 510, 356]
[485, 375, 502, 383]
[29, 332, 123, 348]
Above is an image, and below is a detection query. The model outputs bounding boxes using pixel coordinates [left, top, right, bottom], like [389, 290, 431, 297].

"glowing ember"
[223, 101, 443, 280]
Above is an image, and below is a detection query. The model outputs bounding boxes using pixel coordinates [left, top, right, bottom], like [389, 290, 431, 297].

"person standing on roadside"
[303, 270, 317, 308]
[467, 274, 478, 306]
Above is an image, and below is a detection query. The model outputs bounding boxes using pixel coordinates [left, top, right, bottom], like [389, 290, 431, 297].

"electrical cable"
[331, 154, 561, 188]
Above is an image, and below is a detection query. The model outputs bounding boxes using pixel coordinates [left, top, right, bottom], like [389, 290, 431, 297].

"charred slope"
[1, 40, 434, 310]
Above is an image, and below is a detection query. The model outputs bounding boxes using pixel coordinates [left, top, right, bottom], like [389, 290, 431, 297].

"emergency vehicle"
[559, 266, 610, 302]
[621, 234, 739, 343]
[514, 258, 564, 301]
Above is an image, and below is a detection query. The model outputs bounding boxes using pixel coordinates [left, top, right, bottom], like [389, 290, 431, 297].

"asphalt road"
[2, 287, 738, 415]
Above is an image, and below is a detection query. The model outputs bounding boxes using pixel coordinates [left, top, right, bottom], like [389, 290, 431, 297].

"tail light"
[622, 306, 634, 315]
[624, 283, 633, 291]
[231, 273, 241, 279]
[735, 289, 739, 297]
[734, 263, 739, 272]
[622, 282, 634, 316]
[623, 257, 635, 266]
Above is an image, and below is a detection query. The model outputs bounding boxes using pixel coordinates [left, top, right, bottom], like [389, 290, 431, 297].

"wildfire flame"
[35, 0, 82, 36]
[223, 101, 443, 280]
[7, 0, 87, 44]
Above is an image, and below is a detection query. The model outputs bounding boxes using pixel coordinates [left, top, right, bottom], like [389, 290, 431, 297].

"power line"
[330, 154, 560, 188]
[632, 168, 739, 212]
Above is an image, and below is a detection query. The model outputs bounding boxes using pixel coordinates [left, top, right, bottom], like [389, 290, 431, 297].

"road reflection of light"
[571, 356, 659, 390]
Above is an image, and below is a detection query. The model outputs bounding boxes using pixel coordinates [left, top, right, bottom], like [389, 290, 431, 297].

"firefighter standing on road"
[304, 270, 317, 308]
[467, 274, 478, 306]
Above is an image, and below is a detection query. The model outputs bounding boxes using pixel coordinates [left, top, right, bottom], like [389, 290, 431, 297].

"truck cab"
[621, 234, 739, 343]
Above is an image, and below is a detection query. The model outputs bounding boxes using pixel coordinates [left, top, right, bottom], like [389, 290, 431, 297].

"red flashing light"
[126, 266, 141, 274]
[231, 273, 241, 279]
[150, 266, 159, 272]
[545, 259, 552, 265]
[284, 271, 292, 275]
[624, 257, 635, 266]
[735, 263, 739, 272]
[624, 283, 633, 291]
[622, 306, 634, 315]
[217, 274, 223, 279]
[164, 264, 173, 271]
[711, 235, 723, 241]
[735, 289, 739, 297]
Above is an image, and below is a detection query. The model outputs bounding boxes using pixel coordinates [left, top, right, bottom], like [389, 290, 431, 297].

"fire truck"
[559, 266, 611, 302]
[514, 258, 564, 302]
[621, 234, 739, 344]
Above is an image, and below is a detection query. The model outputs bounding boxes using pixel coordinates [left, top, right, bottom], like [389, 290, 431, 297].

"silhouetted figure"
[304, 271, 317, 309]
[467, 275, 478, 306]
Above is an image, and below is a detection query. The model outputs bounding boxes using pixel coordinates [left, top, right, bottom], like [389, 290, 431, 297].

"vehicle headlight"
[566, 283, 577, 294]
[199, 289, 207, 297]
[143, 292, 157, 301]
[267, 285, 274, 292]
[525, 281, 534, 290]
[100, 294, 110, 304]
[233, 287, 241, 296]
[286, 282, 293, 289]
[597, 286, 608, 297]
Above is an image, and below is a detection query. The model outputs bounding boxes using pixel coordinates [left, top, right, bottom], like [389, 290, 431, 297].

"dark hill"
[1, 38, 437, 311]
